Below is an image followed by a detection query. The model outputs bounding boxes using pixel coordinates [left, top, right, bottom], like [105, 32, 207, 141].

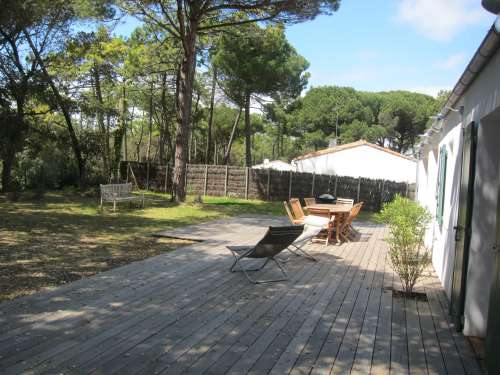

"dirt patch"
[391, 288, 428, 301]
[0, 234, 196, 301]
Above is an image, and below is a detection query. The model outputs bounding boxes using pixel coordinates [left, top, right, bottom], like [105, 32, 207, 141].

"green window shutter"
[436, 145, 448, 225]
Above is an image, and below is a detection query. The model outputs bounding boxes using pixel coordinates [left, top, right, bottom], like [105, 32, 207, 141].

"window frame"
[436, 145, 448, 226]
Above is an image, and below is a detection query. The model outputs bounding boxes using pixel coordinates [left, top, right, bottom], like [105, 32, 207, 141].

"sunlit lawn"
[0, 191, 283, 301]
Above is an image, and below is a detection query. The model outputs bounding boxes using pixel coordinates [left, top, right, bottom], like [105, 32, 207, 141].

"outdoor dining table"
[306, 203, 352, 244]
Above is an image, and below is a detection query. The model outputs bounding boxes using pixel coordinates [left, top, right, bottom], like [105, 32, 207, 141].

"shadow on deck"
[0, 216, 483, 375]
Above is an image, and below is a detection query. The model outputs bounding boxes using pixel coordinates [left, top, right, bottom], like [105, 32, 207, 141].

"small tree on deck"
[376, 195, 432, 296]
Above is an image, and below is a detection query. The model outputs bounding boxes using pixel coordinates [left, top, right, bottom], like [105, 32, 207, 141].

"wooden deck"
[0, 215, 483, 375]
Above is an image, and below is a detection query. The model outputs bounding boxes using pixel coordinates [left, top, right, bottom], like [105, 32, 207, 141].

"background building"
[252, 159, 296, 172]
[293, 140, 417, 183]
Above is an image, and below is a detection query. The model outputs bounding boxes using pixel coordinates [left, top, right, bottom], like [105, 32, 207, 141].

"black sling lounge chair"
[227, 225, 304, 284]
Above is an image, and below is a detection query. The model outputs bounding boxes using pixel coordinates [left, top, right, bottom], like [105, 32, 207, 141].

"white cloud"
[396, 0, 487, 41]
[434, 52, 466, 70]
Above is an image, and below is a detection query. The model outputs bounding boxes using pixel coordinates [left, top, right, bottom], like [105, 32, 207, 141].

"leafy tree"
[377, 91, 435, 153]
[15, 0, 114, 187]
[339, 119, 370, 144]
[0, 20, 36, 191]
[213, 23, 309, 166]
[288, 86, 374, 151]
[434, 89, 451, 112]
[118, 0, 341, 201]
[287, 86, 436, 155]
[59, 26, 127, 180]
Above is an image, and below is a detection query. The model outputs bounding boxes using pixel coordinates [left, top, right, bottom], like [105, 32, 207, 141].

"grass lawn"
[0, 191, 374, 302]
[0, 191, 283, 302]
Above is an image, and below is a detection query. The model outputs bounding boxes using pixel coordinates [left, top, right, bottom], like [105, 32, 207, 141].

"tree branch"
[198, 14, 277, 31]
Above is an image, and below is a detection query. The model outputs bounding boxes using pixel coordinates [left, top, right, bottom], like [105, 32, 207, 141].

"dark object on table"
[317, 194, 336, 204]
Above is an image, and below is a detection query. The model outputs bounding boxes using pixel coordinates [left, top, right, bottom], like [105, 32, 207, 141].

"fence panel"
[206, 165, 227, 196]
[268, 170, 289, 201]
[226, 166, 246, 198]
[335, 176, 359, 200]
[121, 161, 412, 211]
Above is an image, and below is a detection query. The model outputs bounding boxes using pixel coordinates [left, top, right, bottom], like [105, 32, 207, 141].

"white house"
[252, 159, 295, 172]
[416, 19, 500, 374]
[293, 140, 417, 183]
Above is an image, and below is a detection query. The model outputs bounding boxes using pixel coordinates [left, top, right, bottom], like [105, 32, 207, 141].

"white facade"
[293, 141, 417, 183]
[252, 159, 295, 172]
[417, 40, 500, 338]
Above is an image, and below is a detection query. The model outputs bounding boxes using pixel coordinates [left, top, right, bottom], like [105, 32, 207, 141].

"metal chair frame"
[227, 225, 304, 284]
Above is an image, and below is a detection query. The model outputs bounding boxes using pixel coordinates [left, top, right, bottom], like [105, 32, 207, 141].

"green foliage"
[0, 0, 442, 193]
[287, 86, 436, 154]
[214, 23, 309, 103]
[376, 195, 432, 295]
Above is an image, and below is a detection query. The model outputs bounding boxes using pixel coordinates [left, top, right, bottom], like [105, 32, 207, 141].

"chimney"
[328, 138, 338, 148]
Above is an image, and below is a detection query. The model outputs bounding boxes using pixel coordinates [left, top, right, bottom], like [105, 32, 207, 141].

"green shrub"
[376, 195, 432, 296]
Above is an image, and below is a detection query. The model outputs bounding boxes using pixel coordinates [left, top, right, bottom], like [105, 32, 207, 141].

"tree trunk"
[1, 147, 15, 193]
[172, 26, 197, 202]
[189, 91, 201, 163]
[112, 83, 127, 180]
[223, 107, 242, 165]
[93, 64, 110, 180]
[136, 113, 144, 162]
[124, 117, 128, 161]
[205, 67, 217, 164]
[244, 91, 252, 167]
[146, 80, 154, 163]
[158, 72, 167, 164]
[23, 29, 85, 188]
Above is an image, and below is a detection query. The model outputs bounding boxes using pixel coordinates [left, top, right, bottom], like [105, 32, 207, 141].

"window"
[436, 145, 448, 225]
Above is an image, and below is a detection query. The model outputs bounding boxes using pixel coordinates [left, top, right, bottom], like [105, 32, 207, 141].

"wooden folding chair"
[283, 201, 303, 224]
[336, 197, 354, 205]
[339, 202, 364, 241]
[304, 197, 316, 207]
[288, 199, 333, 246]
[289, 198, 306, 222]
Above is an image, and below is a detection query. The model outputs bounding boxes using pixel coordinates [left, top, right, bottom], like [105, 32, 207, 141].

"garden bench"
[100, 183, 144, 212]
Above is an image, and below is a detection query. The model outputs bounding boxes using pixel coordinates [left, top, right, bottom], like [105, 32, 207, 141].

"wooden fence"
[120, 161, 413, 211]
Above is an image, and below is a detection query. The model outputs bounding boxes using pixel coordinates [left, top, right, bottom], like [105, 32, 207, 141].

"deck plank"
[308, 226, 379, 375]
[406, 297, 427, 375]
[369, 247, 393, 375]
[161, 245, 334, 375]
[417, 298, 447, 375]
[328, 227, 385, 374]
[349, 228, 387, 375]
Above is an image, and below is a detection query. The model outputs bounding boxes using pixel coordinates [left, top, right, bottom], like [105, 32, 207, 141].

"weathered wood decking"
[0, 216, 483, 375]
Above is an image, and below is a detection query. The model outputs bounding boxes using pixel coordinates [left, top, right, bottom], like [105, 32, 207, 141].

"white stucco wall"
[294, 145, 416, 183]
[417, 46, 500, 338]
[418, 122, 463, 299]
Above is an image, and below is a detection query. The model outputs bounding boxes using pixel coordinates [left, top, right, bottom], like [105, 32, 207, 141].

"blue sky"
[285, 0, 495, 96]
[113, 0, 496, 97]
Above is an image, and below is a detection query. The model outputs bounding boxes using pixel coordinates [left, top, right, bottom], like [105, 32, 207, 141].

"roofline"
[441, 22, 500, 117]
[293, 140, 417, 162]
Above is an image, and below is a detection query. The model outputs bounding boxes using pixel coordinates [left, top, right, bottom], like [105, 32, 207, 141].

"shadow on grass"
[0, 191, 284, 301]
